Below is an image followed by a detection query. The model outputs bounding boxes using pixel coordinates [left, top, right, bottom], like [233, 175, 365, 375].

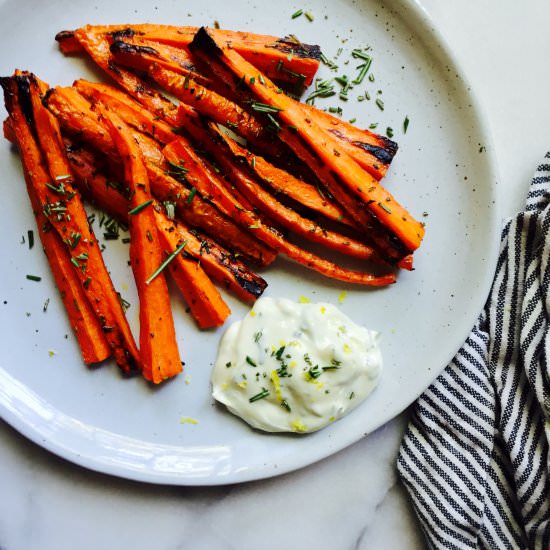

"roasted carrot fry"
[2, 73, 140, 373]
[153, 209, 230, 329]
[164, 138, 395, 286]
[210, 124, 381, 262]
[56, 24, 321, 89]
[44, 84, 277, 266]
[3, 117, 111, 364]
[72, 26, 178, 121]
[189, 27, 425, 255]
[65, 140, 267, 303]
[217, 131, 353, 228]
[98, 104, 182, 383]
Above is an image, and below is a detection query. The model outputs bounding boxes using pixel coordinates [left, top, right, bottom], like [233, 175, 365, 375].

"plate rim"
[0, 0, 502, 485]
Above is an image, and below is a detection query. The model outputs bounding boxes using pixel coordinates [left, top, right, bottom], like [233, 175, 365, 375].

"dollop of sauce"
[211, 297, 382, 433]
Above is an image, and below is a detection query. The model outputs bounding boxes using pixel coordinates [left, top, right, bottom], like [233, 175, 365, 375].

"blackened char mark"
[275, 37, 321, 60]
[109, 28, 143, 41]
[189, 27, 224, 58]
[55, 30, 75, 43]
[14, 74, 35, 132]
[110, 40, 160, 59]
[328, 128, 397, 165]
[235, 273, 267, 298]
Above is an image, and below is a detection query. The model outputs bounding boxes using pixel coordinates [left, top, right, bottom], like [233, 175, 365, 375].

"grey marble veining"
[0, 413, 425, 550]
[3, 1, 550, 548]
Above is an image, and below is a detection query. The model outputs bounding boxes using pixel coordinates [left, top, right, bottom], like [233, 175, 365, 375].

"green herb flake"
[378, 202, 392, 214]
[291, 9, 303, 18]
[27, 230, 34, 250]
[145, 240, 187, 285]
[26, 274, 41, 282]
[128, 199, 153, 216]
[186, 187, 197, 204]
[304, 10, 314, 21]
[249, 388, 270, 403]
[386, 127, 394, 138]
[403, 116, 410, 134]
[43, 298, 50, 312]
[375, 98, 384, 111]
[246, 355, 257, 367]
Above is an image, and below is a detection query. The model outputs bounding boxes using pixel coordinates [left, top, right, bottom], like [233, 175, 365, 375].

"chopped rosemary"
[304, 10, 314, 21]
[27, 230, 34, 250]
[375, 98, 384, 111]
[249, 387, 270, 402]
[249, 101, 284, 114]
[145, 240, 187, 285]
[307, 365, 322, 379]
[128, 199, 153, 216]
[403, 115, 410, 134]
[187, 187, 197, 204]
[26, 274, 41, 282]
[246, 356, 257, 367]
[291, 9, 303, 18]
[166, 160, 189, 183]
[386, 127, 394, 138]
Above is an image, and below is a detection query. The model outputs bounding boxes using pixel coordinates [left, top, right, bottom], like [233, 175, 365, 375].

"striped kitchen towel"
[397, 154, 550, 549]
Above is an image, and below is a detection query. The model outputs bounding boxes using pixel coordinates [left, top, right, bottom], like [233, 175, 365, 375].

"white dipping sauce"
[211, 297, 382, 433]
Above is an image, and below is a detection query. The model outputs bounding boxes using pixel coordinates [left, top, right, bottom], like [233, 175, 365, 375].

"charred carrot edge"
[147, 63, 394, 183]
[110, 37, 211, 88]
[189, 27, 425, 255]
[105, 33, 396, 178]
[56, 24, 320, 88]
[98, 104, 182, 383]
[74, 79, 177, 145]
[3, 73, 140, 373]
[164, 138, 395, 286]
[209, 124, 381, 262]
[43, 85, 276, 267]
[3, 116, 111, 365]
[72, 26, 178, 121]
[301, 103, 397, 179]
[219, 131, 353, 228]
[64, 139, 268, 302]
[152, 210, 231, 329]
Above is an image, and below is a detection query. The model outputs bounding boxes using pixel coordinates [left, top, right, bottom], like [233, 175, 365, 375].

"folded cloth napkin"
[397, 155, 550, 549]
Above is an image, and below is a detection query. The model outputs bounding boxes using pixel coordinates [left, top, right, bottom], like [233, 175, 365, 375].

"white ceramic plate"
[0, 0, 500, 485]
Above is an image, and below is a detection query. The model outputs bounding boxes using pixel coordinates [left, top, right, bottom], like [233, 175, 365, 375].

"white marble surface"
[2, 1, 550, 549]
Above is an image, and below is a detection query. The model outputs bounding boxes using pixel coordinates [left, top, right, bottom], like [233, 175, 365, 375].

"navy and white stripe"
[398, 154, 550, 549]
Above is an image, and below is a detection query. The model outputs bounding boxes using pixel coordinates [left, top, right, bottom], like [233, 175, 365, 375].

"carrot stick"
[189, 27, 425, 255]
[164, 138, 396, 286]
[43, 85, 276, 267]
[72, 26, 178, 121]
[110, 37, 211, 88]
[209, 124, 381, 262]
[97, 104, 182, 383]
[2, 73, 140, 373]
[64, 140, 267, 303]
[152, 210, 230, 329]
[217, 131, 353, 228]
[3, 117, 111, 365]
[57, 24, 321, 89]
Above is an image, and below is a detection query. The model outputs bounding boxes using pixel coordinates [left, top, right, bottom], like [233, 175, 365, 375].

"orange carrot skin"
[190, 28, 425, 255]
[45, 84, 277, 267]
[64, 141, 268, 302]
[73, 26, 178, 121]
[220, 131, 354, 228]
[210, 125, 381, 262]
[4, 74, 140, 373]
[164, 138, 396, 287]
[98, 105, 182, 384]
[57, 24, 320, 89]
[3, 118, 111, 364]
[153, 210, 231, 329]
